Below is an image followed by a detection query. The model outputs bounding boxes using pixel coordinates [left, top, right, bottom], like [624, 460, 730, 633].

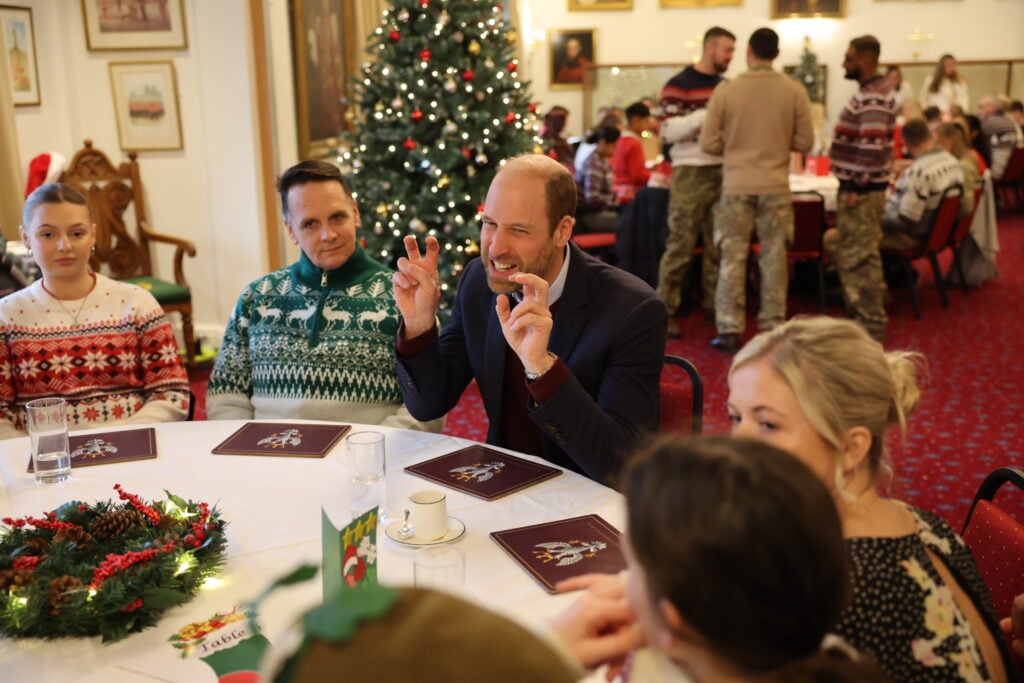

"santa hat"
[24, 152, 67, 198]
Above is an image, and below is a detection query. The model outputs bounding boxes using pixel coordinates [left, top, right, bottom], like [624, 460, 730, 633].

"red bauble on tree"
[388, 30, 401, 42]
[461, 147, 472, 159]
[411, 109, 424, 121]
[403, 138, 417, 150]
[419, 0, 430, 6]
[528, 102, 538, 114]
[507, 60, 517, 72]
[419, 48, 432, 61]
[461, 69, 475, 81]
[505, 111, 516, 123]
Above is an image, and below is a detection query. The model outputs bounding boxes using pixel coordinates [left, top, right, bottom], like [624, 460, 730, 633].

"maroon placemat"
[27, 428, 157, 472]
[405, 444, 561, 500]
[490, 515, 626, 593]
[211, 423, 350, 458]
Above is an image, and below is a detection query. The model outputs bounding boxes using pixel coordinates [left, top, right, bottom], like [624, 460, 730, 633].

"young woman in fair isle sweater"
[0, 183, 190, 440]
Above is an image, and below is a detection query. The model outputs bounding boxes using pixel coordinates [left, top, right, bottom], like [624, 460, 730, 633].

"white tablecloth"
[789, 173, 839, 212]
[0, 421, 624, 682]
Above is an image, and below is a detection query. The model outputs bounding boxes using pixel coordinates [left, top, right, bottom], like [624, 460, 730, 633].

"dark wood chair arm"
[139, 220, 196, 288]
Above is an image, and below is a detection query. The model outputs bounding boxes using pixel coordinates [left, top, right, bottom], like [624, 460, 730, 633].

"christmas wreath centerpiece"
[0, 485, 227, 642]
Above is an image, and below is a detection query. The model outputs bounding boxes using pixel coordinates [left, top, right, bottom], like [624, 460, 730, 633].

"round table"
[0, 420, 624, 682]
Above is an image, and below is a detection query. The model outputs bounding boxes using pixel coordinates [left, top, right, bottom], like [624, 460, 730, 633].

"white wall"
[522, 0, 1024, 137]
[12, 0, 266, 345]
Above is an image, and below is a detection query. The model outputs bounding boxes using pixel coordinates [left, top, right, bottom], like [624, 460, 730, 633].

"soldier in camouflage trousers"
[656, 165, 721, 322]
[714, 193, 793, 335]
[825, 191, 888, 341]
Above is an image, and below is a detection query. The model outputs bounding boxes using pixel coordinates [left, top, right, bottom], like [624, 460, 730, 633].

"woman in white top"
[921, 54, 969, 114]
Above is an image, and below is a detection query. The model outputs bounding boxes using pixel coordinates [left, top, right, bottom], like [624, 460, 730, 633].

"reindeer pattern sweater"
[207, 247, 437, 430]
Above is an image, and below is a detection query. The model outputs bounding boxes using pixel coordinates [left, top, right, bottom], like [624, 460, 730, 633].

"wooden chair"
[660, 355, 703, 435]
[59, 140, 197, 365]
[880, 184, 961, 319]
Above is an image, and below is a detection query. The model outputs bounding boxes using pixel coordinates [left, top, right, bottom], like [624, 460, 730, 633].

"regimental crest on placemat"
[532, 540, 609, 567]
[406, 445, 560, 500]
[491, 515, 626, 593]
[212, 423, 350, 458]
[27, 427, 157, 472]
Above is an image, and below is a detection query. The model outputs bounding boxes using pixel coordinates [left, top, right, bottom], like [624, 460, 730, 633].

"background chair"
[948, 178, 986, 295]
[660, 355, 702, 434]
[994, 146, 1024, 213]
[59, 140, 197, 365]
[880, 184, 961, 319]
[961, 467, 1024, 627]
[751, 191, 829, 311]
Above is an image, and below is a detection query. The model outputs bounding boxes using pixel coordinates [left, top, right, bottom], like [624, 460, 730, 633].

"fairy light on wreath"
[0, 485, 227, 641]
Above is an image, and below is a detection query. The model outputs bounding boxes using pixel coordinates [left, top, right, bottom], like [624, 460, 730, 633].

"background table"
[0, 420, 624, 682]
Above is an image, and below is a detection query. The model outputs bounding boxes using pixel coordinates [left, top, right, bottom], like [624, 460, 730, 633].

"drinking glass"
[345, 431, 391, 521]
[26, 397, 71, 483]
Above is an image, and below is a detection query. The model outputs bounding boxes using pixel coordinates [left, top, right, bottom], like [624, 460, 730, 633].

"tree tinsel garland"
[0, 485, 227, 642]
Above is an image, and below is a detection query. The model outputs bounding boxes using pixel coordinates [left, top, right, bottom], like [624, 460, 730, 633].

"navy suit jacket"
[397, 243, 667, 485]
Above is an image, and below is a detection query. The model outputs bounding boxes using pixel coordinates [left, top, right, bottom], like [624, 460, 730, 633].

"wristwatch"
[524, 352, 558, 381]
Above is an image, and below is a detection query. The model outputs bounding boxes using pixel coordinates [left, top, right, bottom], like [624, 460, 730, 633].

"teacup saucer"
[384, 515, 466, 547]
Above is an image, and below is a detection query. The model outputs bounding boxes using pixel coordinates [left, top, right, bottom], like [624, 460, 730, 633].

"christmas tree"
[790, 36, 824, 104]
[344, 0, 540, 313]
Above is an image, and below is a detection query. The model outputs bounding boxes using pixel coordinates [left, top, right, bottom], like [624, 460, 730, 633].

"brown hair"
[902, 118, 932, 147]
[22, 182, 90, 228]
[276, 159, 354, 220]
[625, 435, 850, 673]
[498, 155, 576, 233]
[928, 54, 962, 94]
[849, 35, 881, 62]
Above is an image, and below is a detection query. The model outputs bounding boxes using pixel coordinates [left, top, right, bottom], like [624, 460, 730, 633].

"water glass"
[414, 546, 465, 591]
[345, 431, 390, 521]
[26, 397, 71, 484]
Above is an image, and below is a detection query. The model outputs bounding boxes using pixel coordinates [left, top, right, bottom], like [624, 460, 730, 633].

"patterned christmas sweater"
[0, 274, 190, 440]
[207, 247, 438, 430]
[830, 74, 897, 193]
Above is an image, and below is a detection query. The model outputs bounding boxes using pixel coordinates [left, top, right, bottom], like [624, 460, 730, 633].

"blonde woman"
[728, 316, 1012, 682]
[921, 54, 969, 114]
[936, 121, 979, 217]
[0, 183, 189, 439]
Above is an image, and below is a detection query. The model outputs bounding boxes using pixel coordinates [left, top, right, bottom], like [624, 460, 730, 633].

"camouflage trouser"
[831, 191, 888, 341]
[656, 164, 721, 316]
[714, 192, 793, 334]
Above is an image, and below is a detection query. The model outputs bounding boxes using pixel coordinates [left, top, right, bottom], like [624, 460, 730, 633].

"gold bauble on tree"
[507, 30, 517, 45]
[468, 40, 481, 56]
[465, 241, 480, 256]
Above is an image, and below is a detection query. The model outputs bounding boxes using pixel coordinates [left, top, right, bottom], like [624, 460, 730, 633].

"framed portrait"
[771, 0, 845, 17]
[81, 0, 188, 51]
[549, 28, 596, 90]
[0, 5, 40, 106]
[108, 60, 183, 151]
[568, 0, 632, 9]
[660, 1, 742, 7]
[291, 0, 357, 159]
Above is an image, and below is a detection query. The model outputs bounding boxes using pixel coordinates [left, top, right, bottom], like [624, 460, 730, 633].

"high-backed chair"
[994, 145, 1024, 213]
[751, 191, 829, 311]
[880, 184, 961, 319]
[960, 466, 1024, 665]
[660, 355, 703, 435]
[59, 140, 197, 365]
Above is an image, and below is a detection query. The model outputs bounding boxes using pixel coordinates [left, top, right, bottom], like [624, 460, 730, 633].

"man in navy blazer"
[393, 155, 667, 485]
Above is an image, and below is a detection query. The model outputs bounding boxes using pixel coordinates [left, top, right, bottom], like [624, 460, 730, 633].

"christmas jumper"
[659, 65, 724, 167]
[0, 274, 190, 440]
[612, 131, 650, 204]
[207, 247, 439, 431]
[830, 74, 897, 194]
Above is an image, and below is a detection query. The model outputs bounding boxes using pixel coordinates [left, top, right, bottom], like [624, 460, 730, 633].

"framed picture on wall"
[109, 61, 183, 151]
[568, 0, 632, 9]
[0, 5, 41, 106]
[549, 28, 596, 90]
[81, 0, 188, 51]
[291, 0, 357, 159]
[660, 1, 742, 7]
[771, 0, 845, 18]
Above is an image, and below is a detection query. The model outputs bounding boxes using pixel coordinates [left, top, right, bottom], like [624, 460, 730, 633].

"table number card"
[26, 427, 157, 472]
[405, 445, 562, 500]
[211, 423, 350, 458]
[490, 515, 627, 593]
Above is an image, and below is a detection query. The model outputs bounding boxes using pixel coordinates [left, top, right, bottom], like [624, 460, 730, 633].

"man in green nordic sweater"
[207, 160, 442, 431]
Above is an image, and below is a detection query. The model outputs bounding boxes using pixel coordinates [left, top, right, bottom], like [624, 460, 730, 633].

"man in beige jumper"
[700, 28, 814, 353]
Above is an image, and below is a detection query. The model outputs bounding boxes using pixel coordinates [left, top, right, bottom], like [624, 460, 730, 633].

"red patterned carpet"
[192, 215, 1024, 531]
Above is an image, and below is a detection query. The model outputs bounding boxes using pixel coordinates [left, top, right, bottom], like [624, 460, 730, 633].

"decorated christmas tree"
[344, 0, 540, 313]
[791, 36, 824, 104]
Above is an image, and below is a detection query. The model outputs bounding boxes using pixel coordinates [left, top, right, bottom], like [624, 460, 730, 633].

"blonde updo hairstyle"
[730, 317, 924, 492]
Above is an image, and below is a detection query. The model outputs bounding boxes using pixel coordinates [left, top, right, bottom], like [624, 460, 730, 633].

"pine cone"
[49, 575, 84, 615]
[25, 536, 50, 554]
[53, 526, 93, 548]
[90, 509, 145, 540]
[0, 568, 35, 590]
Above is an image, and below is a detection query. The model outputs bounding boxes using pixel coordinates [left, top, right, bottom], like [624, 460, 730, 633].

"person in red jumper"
[612, 102, 654, 204]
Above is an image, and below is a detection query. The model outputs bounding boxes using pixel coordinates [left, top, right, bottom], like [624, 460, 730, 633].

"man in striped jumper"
[828, 35, 897, 343]
[656, 26, 735, 337]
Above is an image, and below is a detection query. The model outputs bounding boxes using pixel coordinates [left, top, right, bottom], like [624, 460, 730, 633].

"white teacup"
[407, 489, 447, 541]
